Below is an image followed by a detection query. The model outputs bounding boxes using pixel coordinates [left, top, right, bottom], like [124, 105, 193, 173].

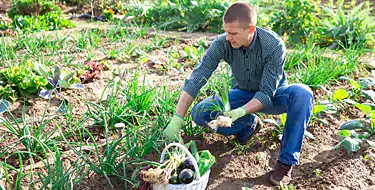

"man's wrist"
[239, 106, 247, 115]
[174, 113, 184, 120]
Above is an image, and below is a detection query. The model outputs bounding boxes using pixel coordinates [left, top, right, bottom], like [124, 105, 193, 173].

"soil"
[1, 2, 375, 190]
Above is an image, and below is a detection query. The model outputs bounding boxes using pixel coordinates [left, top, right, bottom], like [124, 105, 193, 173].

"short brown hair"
[223, 2, 257, 27]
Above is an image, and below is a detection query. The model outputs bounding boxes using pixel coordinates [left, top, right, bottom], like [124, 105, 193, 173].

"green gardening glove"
[162, 114, 184, 141]
[223, 107, 247, 122]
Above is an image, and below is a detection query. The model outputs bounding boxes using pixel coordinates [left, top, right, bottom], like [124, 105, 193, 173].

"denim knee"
[191, 104, 207, 126]
[289, 84, 314, 104]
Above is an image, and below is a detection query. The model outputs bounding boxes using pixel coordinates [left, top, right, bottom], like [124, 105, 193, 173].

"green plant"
[102, 8, 115, 21]
[86, 73, 155, 129]
[12, 11, 75, 32]
[286, 42, 360, 86]
[124, 0, 230, 33]
[314, 168, 321, 178]
[339, 76, 375, 103]
[263, 113, 315, 141]
[316, 0, 375, 48]
[35, 64, 84, 99]
[0, 61, 48, 97]
[269, 0, 320, 45]
[1, 100, 57, 155]
[0, 99, 10, 114]
[280, 183, 295, 190]
[334, 104, 375, 155]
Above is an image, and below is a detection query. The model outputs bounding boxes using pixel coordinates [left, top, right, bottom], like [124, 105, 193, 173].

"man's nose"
[226, 35, 232, 41]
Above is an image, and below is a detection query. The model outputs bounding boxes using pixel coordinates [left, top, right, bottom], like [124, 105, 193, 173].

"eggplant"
[169, 171, 180, 184]
[178, 169, 194, 184]
[182, 158, 195, 171]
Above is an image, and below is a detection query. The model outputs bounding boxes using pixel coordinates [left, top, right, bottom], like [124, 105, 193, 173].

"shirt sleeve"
[253, 43, 286, 109]
[183, 37, 224, 99]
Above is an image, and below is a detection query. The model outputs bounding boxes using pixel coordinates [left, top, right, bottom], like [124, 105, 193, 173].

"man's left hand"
[223, 107, 247, 122]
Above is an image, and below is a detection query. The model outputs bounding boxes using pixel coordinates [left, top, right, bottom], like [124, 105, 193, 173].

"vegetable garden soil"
[1, 4, 375, 190]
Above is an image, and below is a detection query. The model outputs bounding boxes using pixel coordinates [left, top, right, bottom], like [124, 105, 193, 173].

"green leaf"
[354, 103, 372, 115]
[58, 80, 70, 88]
[69, 84, 85, 89]
[280, 113, 287, 126]
[35, 63, 49, 78]
[361, 90, 375, 102]
[197, 46, 205, 55]
[338, 130, 351, 137]
[313, 105, 326, 115]
[63, 72, 75, 82]
[340, 137, 361, 155]
[339, 120, 364, 130]
[343, 99, 357, 105]
[57, 100, 68, 114]
[323, 104, 338, 114]
[304, 130, 314, 140]
[366, 139, 375, 148]
[371, 111, 375, 124]
[359, 77, 375, 88]
[363, 103, 375, 109]
[349, 80, 361, 89]
[53, 66, 61, 81]
[0, 100, 10, 114]
[333, 89, 349, 101]
[317, 118, 329, 125]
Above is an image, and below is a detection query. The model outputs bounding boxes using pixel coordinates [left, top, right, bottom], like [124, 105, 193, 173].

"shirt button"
[248, 80, 250, 82]
[246, 56, 248, 58]
[247, 69, 249, 71]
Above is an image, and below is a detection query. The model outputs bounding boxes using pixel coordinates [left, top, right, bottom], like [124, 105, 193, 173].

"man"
[162, 1, 314, 186]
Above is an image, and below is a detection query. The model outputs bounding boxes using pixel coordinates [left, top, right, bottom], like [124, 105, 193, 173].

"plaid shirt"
[183, 26, 288, 109]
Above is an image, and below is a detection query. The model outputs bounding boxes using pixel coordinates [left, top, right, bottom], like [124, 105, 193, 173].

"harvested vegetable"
[197, 150, 216, 176]
[138, 141, 216, 188]
[207, 115, 233, 131]
[179, 169, 195, 184]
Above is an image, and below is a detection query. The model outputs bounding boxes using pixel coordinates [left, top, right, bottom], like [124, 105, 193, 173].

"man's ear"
[249, 24, 256, 34]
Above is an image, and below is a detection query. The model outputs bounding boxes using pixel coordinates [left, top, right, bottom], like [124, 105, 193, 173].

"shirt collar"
[248, 28, 258, 51]
[239, 29, 258, 54]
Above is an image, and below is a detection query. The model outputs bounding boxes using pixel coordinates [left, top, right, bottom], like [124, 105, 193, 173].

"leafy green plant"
[339, 76, 375, 103]
[286, 43, 359, 86]
[0, 61, 48, 97]
[316, 0, 375, 48]
[334, 104, 375, 155]
[35, 64, 84, 99]
[102, 8, 115, 21]
[86, 73, 155, 129]
[1, 102, 57, 155]
[269, 0, 320, 45]
[124, 0, 229, 32]
[263, 113, 315, 141]
[8, 0, 62, 19]
[0, 99, 10, 114]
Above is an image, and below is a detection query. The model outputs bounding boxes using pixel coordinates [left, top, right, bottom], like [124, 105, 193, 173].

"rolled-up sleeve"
[253, 43, 286, 109]
[183, 38, 224, 99]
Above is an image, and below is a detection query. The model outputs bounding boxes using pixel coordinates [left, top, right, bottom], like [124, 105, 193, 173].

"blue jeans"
[191, 84, 314, 165]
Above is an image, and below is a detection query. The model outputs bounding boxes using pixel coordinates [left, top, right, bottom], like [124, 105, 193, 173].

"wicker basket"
[152, 143, 210, 190]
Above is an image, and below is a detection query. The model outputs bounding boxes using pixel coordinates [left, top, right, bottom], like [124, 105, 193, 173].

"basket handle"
[160, 143, 201, 179]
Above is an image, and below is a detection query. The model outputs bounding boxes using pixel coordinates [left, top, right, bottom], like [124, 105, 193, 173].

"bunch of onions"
[206, 71, 233, 131]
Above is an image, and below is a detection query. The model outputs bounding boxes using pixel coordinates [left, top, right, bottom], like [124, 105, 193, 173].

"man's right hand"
[162, 114, 184, 141]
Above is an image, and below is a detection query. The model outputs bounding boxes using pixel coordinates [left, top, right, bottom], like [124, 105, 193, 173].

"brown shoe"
[269, 160, 293, 186]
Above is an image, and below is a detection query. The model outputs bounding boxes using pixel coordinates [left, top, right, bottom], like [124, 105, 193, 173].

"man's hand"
[223, 107, 247, 122]
[162, 114, 184, 141]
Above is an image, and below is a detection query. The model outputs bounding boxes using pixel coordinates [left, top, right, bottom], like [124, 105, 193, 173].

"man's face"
[223, 21, 253, 49]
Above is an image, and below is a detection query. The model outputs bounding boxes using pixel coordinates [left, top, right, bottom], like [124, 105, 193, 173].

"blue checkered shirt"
[183, 26, 288, 109]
